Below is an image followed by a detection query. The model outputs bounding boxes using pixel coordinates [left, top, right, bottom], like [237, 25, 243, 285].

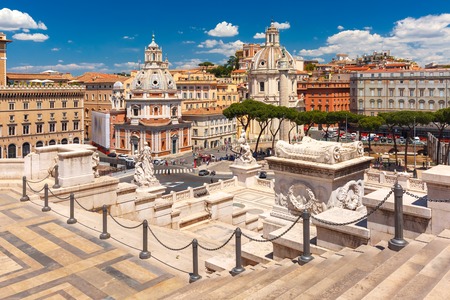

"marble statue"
[328, 179, 364, 211]
[275, 137, 364, 164]
[231, 129, 256, 165]
[48, 156, 58, 177]
[133, 146, 159, 187]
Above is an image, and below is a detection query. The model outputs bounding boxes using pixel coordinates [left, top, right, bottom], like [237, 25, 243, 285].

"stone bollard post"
[42, 184, 51, 212]
[299, 209, 314, 264]
[231, 228, 245, 276]
[189, 239, 202, 283]
[53, 165, 60, 189]
[20, 176, 29, 202]
[99, 205, 110, 240]
[388, 183, 408, 251]
[67, 193, 77, 224]
[139, 220, 151, 259]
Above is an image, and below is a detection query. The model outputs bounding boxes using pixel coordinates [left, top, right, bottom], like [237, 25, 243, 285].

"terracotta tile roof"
[7, 72, 73, 81]
[75, 72, 128, 84]
[183, 107, 224, 116]
[232, 69, 247, 74]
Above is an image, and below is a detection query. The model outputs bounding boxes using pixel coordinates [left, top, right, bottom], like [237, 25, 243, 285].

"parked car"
[198, 170, 210, 176]
[153, 159, 166, 165]
[258, 171, 267, 179]
[118, 154, 128, 160]
[107, 152, 117, 157]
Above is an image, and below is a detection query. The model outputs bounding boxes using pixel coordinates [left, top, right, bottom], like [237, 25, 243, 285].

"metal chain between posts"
[198, 230, 236, 251]
[26, 181, 46, 194]
[108, 212, 143, 229]
[241, 214, 302, 243]
[48, 189, 71, 201]
[404, 191, 450, 203]
[73, 197, 100, 212]
[147, 226, 193, 251]
[311, 190, 393, 226]
[25, 172, 52, 184]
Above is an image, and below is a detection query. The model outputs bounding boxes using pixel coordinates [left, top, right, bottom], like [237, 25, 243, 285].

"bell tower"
[0, 32, 12, 86]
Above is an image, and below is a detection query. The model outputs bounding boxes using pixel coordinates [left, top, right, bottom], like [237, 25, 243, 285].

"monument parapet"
[267, 138, 373, 222]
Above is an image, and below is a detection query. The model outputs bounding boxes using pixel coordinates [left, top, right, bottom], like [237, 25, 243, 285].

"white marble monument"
[229, 131, 261, 187]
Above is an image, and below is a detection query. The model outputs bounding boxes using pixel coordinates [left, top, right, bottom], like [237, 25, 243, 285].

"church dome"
[113, 81, 123, 90]
[250, 22, 296, 71]
[130, 34, 176, 92]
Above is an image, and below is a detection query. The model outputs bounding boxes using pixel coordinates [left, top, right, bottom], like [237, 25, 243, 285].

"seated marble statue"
[275, 136, 363, 164]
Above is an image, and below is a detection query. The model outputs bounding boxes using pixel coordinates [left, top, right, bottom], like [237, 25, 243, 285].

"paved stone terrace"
[0, 192, 188, 299]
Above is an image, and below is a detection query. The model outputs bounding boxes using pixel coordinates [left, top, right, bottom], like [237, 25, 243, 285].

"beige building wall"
[0, 86, 85, 158]
[350, 69, 450, 116]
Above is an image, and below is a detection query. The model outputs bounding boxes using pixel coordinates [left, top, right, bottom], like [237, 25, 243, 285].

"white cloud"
[206, 21, 239, 37]
[273, 21, 290, 30]
[13, 33, 49, 42]
[364, 26, 372, 31]
[297, 13, 450, 66]
[51, 48, 60, 52]
[10, 62, 108, 74]
[58, 60, 64, 63]
[197, 39, 244, 57]
[0, 8, 47, 31]
[337, 25, 344, 31]
[172, 58, 205, 69]
[114, 62, 140, 70]
[183, 40, 195, 44]
[123, 36, 135, 40]
[253, 32, 265, 39]
[68, 40, 73, 44]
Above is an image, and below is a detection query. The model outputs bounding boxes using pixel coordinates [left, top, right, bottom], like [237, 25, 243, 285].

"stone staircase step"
[244, 248, 354, 300]
[275, 248, 367, 299]
[179, 211, 211, 228]
[198, 261, 287, 299]
[339, 238, 429, 299]
[299, 244, 384, 299]
[390, 242, 450, 299]
[424, 264, 450, 300]
[227, 259, 308, 300]
[363, 236, 450, 299]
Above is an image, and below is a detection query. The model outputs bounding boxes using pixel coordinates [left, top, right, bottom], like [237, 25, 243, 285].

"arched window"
[429, 101, 435, 110]
[7, 144, 16, 158]
[36, 141, 43, 147]
[73, 137, 80, 144]
[49, 140, 56, 145]
[409, 99, 415, 109]
[388, 99, 394, 109]
[61, 138, 68, 144]
[399, 100, 404, 109]
[171, 107, 177, 117]
[22, 142, 31, 157]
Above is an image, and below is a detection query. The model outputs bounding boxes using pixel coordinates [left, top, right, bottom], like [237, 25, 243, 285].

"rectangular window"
[50, 101, 55, 108]
[204, 93, 208, 98]
[37, 102, 42, 109]
[9, 115, 14, 122]
[9, 103, 14, 110]
[399, 89, 404, 97]
[62, 101, 67, 108]
[377, 89, 382, 97]
[370, 89, 375, 96]
[36, 124, 43, 133]
[430, 102, 434, 110]
[410, 89, 415, 97]
[439, 90, 444, 97]
[8, 126, 15, 136]
[74, 101, 79, 108]
[62, 122, 68, 131]
[49, 123, 55, 132]
[259, 82, 265, 92]
[23, 125, 29, 135]
[420, 89, 424, 97]
[429, 89, 434, 97]
[73, 121, 79, 131]
[389, 89, 394, 97]
[23, 102, 29, 110]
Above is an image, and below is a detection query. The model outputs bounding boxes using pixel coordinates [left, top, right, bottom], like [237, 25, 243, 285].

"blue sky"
[1, 0, 450, 76]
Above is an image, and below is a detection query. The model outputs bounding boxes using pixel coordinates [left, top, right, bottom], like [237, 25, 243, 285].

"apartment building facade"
[298, 74, 351, 112]
[350, 69, 450, 116]
[182, 106, 236, 150]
